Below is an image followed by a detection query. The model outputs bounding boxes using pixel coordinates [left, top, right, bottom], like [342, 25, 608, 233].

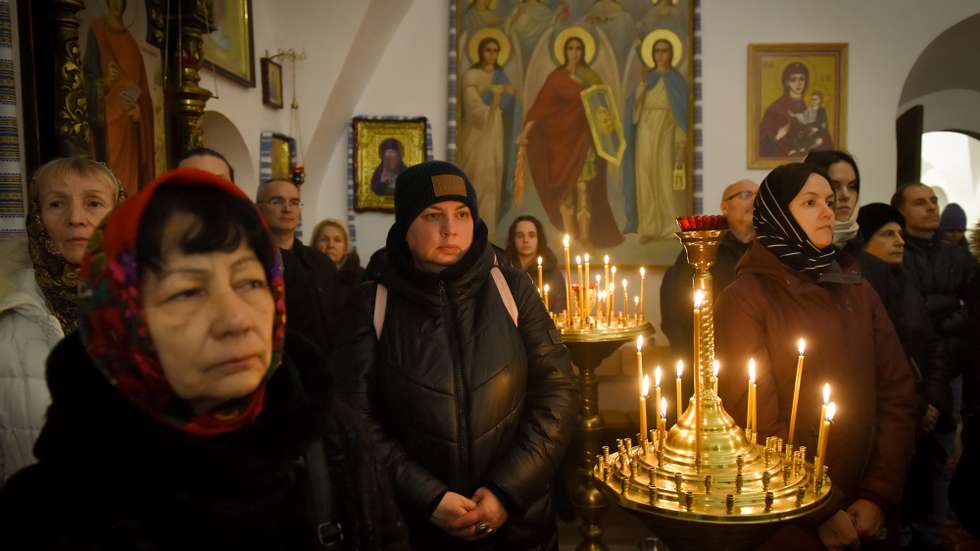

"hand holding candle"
[788, 338, 806, 446]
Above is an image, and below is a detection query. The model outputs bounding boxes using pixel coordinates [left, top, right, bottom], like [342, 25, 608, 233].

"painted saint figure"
[458, 34, 518, 238]
[83, 0, 155, 196]
[629, 35, 688, 241]
[370, 138, 406, 196]
[517, 31, 624, 248]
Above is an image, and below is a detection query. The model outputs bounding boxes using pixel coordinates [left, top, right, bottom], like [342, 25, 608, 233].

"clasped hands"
[431, 487, 508, 541]
[818, 499, 885, 550]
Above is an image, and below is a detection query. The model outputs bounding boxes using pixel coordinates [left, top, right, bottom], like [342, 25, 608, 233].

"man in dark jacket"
[857, 203, 956, 549]
[660, 179, 756, 381]
[332, 161, 578, 550]
[891, 183, 976, 550]
[256, 178, 339, 349]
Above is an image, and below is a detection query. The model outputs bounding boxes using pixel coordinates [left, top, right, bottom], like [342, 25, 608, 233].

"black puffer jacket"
[0, 332, 408, 551]
[903, 234, 976, 379]
[333, 231, 578, 550]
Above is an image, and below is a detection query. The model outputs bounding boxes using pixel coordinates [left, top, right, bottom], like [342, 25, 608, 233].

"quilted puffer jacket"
[0, 238, 63, 483]
[332, 232, 578, 550]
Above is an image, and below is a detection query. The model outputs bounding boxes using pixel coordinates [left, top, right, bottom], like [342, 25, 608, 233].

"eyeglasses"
[723, 190, 756, 202]
[261, 197, 303, 208]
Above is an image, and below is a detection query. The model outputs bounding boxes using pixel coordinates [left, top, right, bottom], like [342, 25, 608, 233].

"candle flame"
[603, 254, 610, 265]
[544, 283, 550, 293]
[611, 266, 617, 275]
[584, 253, 590, 262]
[660, 397, 668, 417]
[634, 296, 639, 305]
[694, 289, 705, 309]
[826, 401, 837, 421]
[655, 366, 662, 387]
[576, 255, 582, 264]
[642, 374, 650, 398]
[537, 256, 543, 266]
[798, 338, 806, 356]
[713, 359, 720, 378]
[748, 358, 756, 383]
[640, 266, 646, 277]
[608, 282, 615, 291]
[823, 383, 831, 405]
[596, 275, 601, 284]
[676, 360, 684, 377]
[563, 234, 570, 247]
[636, 335, 644, 351]
[622, 279, 628, 290]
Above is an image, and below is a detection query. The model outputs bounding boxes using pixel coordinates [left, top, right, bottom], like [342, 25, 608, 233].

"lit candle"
[639, 267, 646, 320]
[637, 336, 647, 439]
[597, 290, 605, 324]
[576, 256, 584, 320]
[654, 366, 663, 418]
[658, 397, 667, 450]
[712, 359, 720, 396]
[595, 275, 602, 320]
[563, 235, 572, 319]
[675, 360, 684, 420]
[537, 256, 544, 295]
[814, 401, 836, 486]
[622, 279, 629, 320]
[543, 283, 550, 312]
[603, 255, 610, 294]
[788, 338, 806, 446]
[610, 266, 617, 314]
[607, 282, 615, 322]
[747, 358, 757, 441]
[819, 383, 830, 439]
[633, 296, 640, 324]
[584, 253, 591, 318]
[640, 373, 650, 446]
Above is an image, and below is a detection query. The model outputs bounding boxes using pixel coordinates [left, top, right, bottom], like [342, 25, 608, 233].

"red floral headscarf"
[79, 168, 287, 438]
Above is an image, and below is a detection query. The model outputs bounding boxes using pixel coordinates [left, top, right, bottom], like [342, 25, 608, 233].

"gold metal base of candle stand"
[592, 223, 833, 551]
[564, 322, 655, 551]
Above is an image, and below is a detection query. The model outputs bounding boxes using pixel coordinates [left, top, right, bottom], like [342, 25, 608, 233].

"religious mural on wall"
[78, 0, 167, 196]
[453, 0, 695, 265]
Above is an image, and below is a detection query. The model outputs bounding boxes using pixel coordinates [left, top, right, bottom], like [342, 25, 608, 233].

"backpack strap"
[374, 284, 388, 340]
[372, 267, 517, 340]
[490, 266, 519, 327]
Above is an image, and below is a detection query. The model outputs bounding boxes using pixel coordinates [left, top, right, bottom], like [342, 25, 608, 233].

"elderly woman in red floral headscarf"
[0, 157, 123, 483]
[0, 169, 408, 549]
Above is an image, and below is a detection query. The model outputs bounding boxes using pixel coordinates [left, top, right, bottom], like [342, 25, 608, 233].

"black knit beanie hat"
[857, 203, 905, 242]
[387, 161, 482, 245]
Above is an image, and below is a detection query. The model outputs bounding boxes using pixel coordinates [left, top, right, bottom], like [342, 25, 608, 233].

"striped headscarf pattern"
[753, 163, 837, 278]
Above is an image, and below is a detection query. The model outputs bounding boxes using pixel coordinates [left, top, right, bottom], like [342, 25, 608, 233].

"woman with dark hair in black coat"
[804, 149, 863, 257]
[503, 214, 567, 314]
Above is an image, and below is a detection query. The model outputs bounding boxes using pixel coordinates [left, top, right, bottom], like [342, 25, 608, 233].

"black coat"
[902, 234, 976, 378]
[282, 240, 340, 350]
[332, 236, 578, 550]
[660, 231, 750, 368]
[0, 332, 408, 551]
[860, 253, 953, 428]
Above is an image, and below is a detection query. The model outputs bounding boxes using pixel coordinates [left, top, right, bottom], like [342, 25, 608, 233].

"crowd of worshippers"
[0, 148, 976, 551]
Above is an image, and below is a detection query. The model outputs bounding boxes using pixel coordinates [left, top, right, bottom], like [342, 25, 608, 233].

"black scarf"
[753, 163, 837, 278]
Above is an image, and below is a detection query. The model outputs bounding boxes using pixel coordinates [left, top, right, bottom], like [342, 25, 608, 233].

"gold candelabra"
[592, 217, 833, 551]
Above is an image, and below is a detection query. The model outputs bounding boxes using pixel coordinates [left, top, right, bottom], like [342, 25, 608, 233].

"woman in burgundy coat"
[715, 163, 916, 550]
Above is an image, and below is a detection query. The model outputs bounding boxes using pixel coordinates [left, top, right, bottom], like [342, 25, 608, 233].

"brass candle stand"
[591, 217, 832, 551]
[563, 321, 654, 551]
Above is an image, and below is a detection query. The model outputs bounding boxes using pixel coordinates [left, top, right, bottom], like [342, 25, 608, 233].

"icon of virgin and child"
[758, 61, 834, 158]
[457, 14, 691, 251]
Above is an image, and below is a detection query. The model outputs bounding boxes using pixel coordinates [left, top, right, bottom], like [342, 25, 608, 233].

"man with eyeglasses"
[659, 179, 758, 393]
[256, 178, 339, 349]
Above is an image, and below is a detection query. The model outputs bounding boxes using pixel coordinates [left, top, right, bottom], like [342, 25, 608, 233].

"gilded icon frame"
[352, 117, 428, 213]
[202, 0, 256, 87]
[747, 43, 848, 169]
